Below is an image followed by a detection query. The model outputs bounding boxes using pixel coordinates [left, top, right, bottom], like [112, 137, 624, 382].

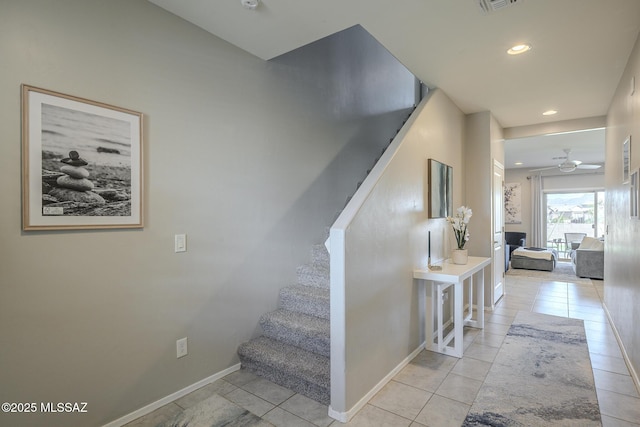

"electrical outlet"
[176, 337, 188, 358]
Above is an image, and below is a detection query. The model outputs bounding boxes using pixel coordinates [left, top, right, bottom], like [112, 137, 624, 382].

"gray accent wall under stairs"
[237, 244, 331, 405]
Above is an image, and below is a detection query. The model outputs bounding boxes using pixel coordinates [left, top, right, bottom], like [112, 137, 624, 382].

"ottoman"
[510, 247, 557, 272]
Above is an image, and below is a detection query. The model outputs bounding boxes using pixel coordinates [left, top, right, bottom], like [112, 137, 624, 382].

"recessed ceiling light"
[507, 44, 532, 55]
[542, 110, 558, 116]
[515, 162, 523, 166]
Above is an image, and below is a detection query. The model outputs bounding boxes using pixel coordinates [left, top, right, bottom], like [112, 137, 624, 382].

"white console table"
[413, 256, 491, 358]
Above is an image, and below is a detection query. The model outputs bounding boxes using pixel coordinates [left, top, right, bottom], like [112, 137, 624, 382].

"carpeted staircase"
[237, 243, 331, 405]
[237, 106, 417, 406]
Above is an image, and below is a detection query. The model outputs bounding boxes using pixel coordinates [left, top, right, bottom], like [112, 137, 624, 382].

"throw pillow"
[579, 236, 604, 251]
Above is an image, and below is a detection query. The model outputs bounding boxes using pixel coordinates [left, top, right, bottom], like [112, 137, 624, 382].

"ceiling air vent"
[478, 0, 521, 13]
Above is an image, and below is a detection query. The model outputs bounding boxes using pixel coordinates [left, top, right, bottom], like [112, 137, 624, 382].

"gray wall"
[0, 1, 416, 425]
[604, 30, 640, 387]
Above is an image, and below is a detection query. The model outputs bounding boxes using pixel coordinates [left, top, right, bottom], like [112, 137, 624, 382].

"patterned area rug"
[463, 311, 601, 426]
[507, 261, 593, 283]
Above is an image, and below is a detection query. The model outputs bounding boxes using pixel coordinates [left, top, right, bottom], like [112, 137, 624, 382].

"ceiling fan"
[530, 148, 602, 173]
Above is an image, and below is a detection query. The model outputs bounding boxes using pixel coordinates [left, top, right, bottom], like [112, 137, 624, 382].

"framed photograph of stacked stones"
[21, 85, 143, 230]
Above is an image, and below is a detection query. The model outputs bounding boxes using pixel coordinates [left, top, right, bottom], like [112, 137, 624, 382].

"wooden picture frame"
[21, 85, 143, 230]
[428, 158, 453, 218]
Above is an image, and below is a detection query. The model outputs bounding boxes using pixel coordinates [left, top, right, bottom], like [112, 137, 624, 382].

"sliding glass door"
[544, 191, 605, 259]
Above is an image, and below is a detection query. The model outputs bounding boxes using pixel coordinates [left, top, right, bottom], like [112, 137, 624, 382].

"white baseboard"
[328, 343, 425, 423]
[602, 302, 640, 395]
[102, 363, 241, 427]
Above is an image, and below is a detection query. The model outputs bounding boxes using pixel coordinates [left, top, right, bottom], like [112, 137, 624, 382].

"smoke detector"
[478, 0, 521, 13]
[241, 0, 260, 10]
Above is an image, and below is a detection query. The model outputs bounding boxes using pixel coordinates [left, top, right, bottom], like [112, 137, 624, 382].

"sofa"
[511, 247, 557, 271]
[571, 236, 604, 279]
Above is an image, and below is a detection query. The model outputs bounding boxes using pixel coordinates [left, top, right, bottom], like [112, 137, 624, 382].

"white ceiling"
[148, 0, 640, 168]
[504, 128, 606, 171]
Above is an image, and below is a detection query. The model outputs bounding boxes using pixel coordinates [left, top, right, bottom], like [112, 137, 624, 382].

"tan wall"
[464, 112, 504, 306]
[338, 89, 465, 411]
[604, 31, 640, 385]
[0, 2, 417, 426]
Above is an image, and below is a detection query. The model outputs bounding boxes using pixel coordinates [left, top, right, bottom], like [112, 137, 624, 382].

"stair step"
[310, 243, 329, 267]
[296, 264, 329, 288]
[279, 285, 329, 320]
[238, 336, 330, 405]
[260, 309, 330, 357]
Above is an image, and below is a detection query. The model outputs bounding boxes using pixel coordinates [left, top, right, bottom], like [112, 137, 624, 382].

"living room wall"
[504, 168, 605, 240]
[0, 1, 417, 426]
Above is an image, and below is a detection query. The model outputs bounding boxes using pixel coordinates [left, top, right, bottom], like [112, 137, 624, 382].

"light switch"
[175, 234, 187, 253]
[176, 337, 188, 358]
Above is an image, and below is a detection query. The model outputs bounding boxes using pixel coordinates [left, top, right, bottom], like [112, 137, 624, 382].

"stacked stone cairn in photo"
[44, 150, 106, 206]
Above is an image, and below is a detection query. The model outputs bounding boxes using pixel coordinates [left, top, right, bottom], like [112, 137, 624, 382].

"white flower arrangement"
[447, 206, 472, 250]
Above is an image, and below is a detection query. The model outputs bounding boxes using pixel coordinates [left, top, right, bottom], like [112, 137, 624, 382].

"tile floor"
[126, 269, 640, 427]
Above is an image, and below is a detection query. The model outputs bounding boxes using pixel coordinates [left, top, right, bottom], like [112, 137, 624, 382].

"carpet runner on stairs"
[237, 243, 331, 405]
